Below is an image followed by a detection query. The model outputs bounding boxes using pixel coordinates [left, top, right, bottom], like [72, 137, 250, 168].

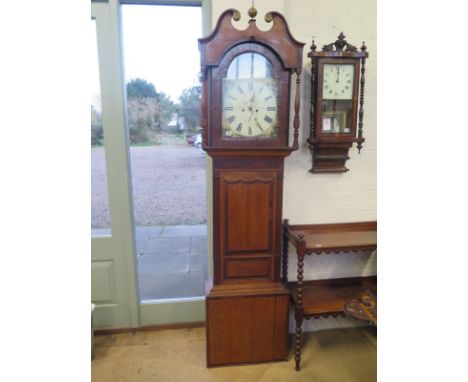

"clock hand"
[336, 67, 340, 83]
[254, 116, 264, 131]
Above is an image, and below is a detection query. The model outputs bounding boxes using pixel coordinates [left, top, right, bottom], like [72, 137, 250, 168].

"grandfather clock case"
[199, 8, 304, 366]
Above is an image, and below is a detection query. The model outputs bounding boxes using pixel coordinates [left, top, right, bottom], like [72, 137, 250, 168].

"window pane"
[91, 19, 112, 236]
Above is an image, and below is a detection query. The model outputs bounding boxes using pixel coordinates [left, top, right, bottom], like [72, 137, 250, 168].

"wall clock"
[307, 32, 368, 173]
[199, 6, 304, 366]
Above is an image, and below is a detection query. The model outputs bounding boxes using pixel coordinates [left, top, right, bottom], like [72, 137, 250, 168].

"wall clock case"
[199, 7, 304, 366]
[308, 33, 368, 173]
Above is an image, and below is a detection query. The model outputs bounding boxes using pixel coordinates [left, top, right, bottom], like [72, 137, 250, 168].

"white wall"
[211, 0, 377, 331]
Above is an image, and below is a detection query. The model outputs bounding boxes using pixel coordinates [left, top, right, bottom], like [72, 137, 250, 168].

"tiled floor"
[92, 225, 208, 301]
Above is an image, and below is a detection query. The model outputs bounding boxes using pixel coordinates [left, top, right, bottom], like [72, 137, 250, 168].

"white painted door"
[91, 1, 139, 329]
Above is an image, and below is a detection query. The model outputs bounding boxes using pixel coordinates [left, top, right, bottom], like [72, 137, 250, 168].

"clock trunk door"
[216, 169, 280, 284]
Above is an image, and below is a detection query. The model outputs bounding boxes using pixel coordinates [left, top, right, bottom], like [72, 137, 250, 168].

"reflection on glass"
[227, 52, 273, 79]
[91, 19, 112, 235]
[321, 101, 353, 134]
[122, 4, 206, 301]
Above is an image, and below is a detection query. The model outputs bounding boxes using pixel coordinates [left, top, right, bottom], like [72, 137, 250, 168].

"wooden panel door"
[223, 170, 275, 254]
[218, 170, 277, 283]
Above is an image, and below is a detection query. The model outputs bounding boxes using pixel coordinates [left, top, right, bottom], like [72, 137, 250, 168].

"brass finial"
[311, 37, 317, 52]
[248, 1, 257, 19]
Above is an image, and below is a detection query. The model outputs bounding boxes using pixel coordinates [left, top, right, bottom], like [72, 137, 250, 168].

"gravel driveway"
[92, 145, 207, 228]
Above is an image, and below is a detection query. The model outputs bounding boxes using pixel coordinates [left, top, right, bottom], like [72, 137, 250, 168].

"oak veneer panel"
[272, 294, 289, 360]
[206, 294, 288, 366]
[222, 171, 275, 254]
[224, 257, 271, 280]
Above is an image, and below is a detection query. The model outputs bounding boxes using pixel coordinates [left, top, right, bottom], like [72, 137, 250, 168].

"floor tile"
[138, 271, 205, 300]
[138, 252, 189, 274]
[143, 236, 190, 255]
[162, 225, 207, 237]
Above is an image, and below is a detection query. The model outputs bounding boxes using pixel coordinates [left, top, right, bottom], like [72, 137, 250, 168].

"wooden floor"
[92, 326, 376, 382]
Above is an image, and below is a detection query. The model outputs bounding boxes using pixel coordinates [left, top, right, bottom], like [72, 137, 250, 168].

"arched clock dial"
[222, 78, 278, 138]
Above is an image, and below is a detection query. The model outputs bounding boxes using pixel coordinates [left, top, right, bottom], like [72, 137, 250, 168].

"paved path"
[136, 225, 207, 300]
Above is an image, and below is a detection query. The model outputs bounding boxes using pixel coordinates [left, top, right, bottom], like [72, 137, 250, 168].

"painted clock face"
[323, 64, 354, 100]
[222, 53, 279, 138]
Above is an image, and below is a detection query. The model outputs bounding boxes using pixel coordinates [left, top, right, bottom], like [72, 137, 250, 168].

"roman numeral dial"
[222, 78, 279, 138]
[322, 64, 354, 100]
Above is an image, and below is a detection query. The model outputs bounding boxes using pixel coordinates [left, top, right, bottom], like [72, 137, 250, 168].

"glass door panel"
[121, 4, 207, 301]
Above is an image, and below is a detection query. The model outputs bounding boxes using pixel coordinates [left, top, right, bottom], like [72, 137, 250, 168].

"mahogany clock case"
[307, 34, 369, 173]
[199, 8, 304, 367]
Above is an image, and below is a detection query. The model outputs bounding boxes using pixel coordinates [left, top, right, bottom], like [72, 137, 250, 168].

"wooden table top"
[285, 221, 377, 253]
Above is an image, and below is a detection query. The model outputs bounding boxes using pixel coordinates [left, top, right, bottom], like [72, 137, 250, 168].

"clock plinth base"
[206, 282, 289, 367]
[308, 140, 354, 173]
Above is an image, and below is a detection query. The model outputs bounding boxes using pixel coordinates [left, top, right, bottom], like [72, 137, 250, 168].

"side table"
[282, 220, 377, 371]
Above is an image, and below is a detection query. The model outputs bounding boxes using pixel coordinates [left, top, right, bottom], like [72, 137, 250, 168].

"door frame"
[92, 0, 140, 329]
[92, 0, 212, 329]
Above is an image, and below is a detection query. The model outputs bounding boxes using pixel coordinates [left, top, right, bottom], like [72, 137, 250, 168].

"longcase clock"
[198, 7, 304, 367]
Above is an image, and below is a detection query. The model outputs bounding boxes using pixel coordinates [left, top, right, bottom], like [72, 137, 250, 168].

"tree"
[126, 78, 158, 99]
[126, 98, 159, 144]
[177, 85, 201, 133]
[125, 78, 175, 144]
[157, 91, 175, 131]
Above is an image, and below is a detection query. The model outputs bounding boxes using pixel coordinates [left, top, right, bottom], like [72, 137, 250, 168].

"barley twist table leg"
[295, 248, 305, 370]
[294, 311, 303, 371]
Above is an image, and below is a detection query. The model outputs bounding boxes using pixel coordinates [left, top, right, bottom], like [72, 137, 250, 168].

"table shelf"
[289, 276, 377, 316]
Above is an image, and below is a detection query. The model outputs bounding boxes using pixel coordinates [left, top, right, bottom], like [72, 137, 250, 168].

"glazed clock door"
[210, 43, 290, 148]
[317, 58, 360, 137]
[221, 53, 279, 138]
